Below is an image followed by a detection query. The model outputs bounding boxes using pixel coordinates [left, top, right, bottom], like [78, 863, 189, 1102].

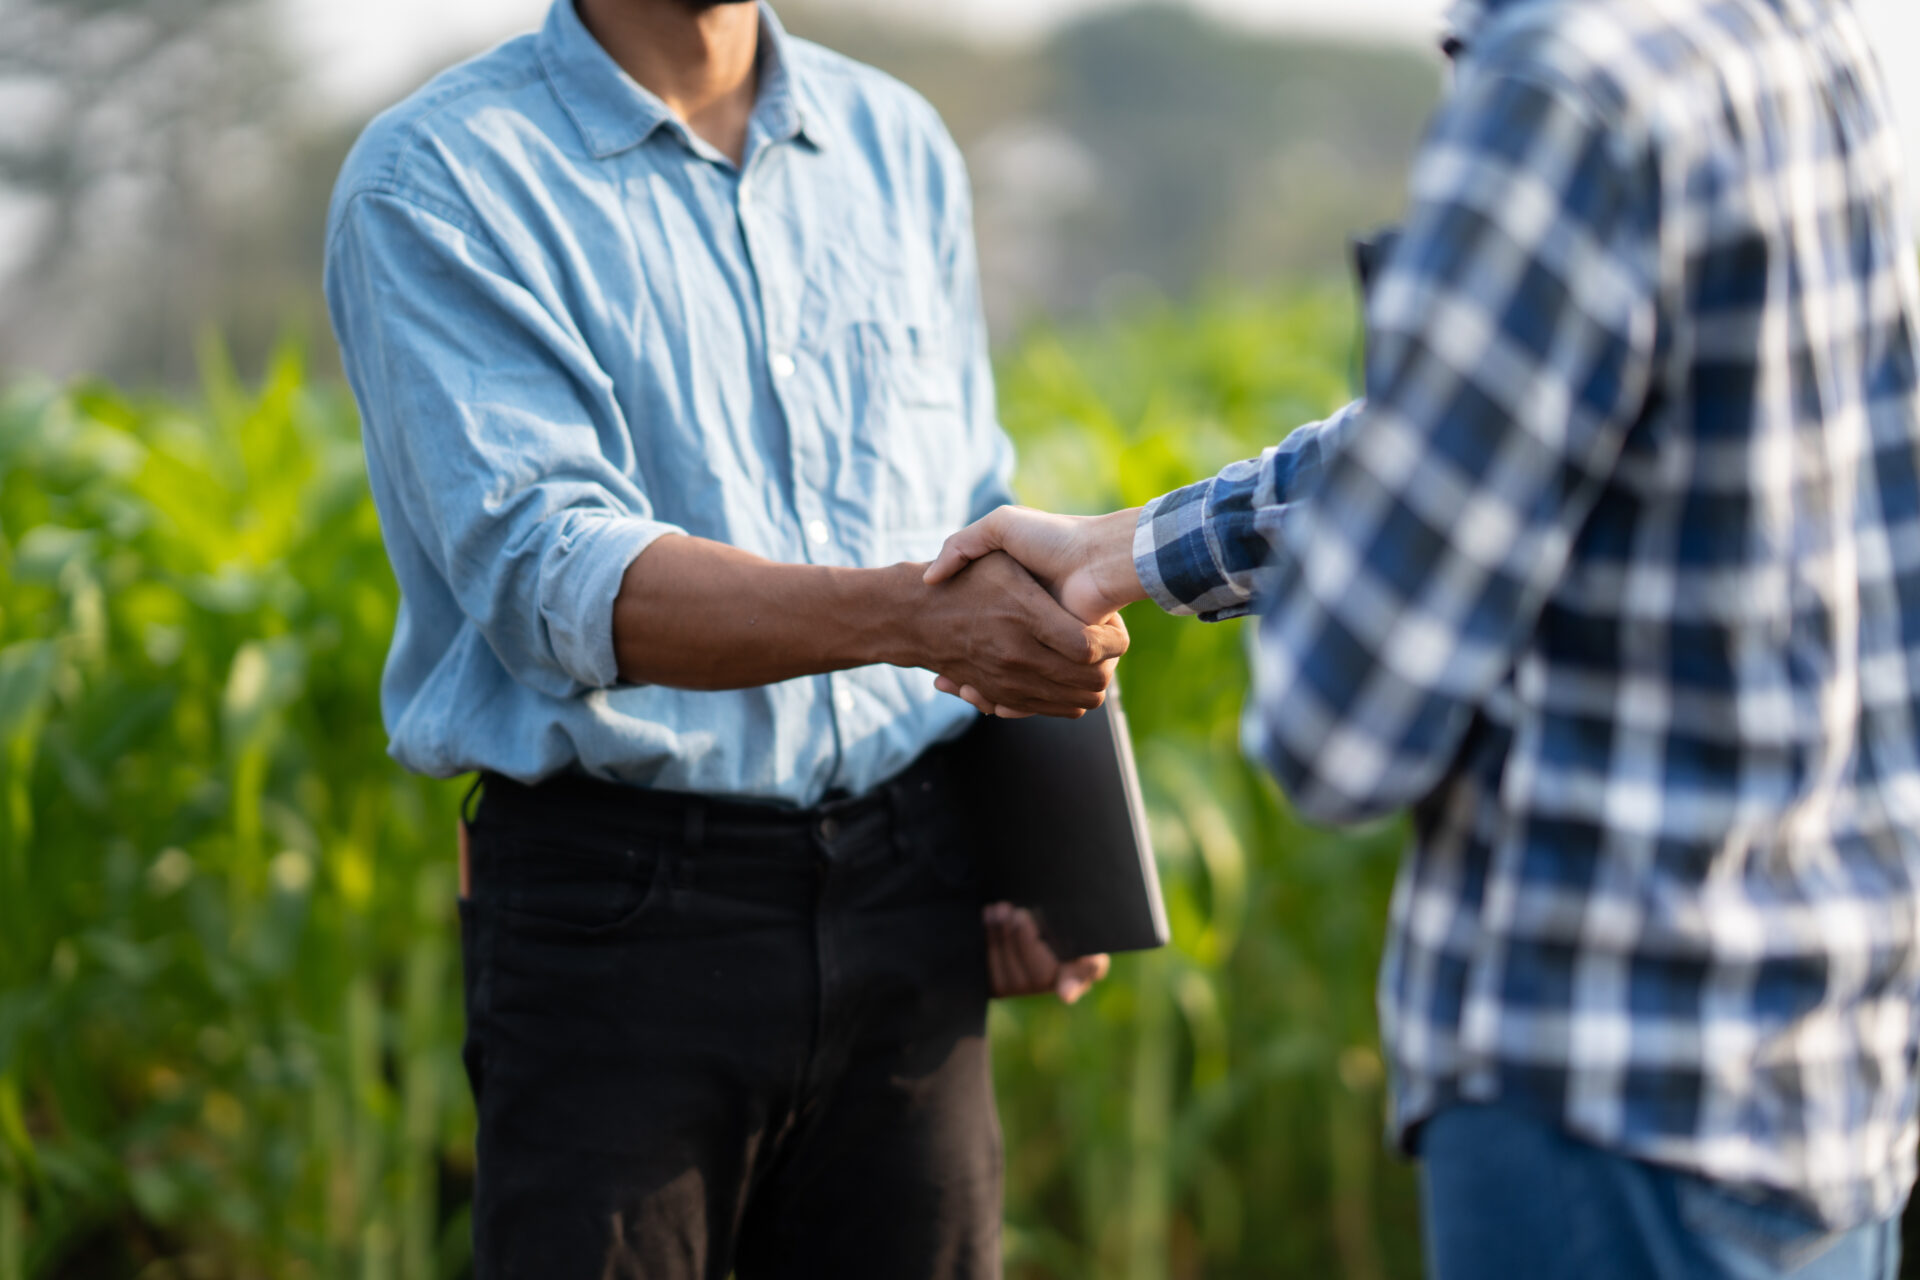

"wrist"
[1087, 507, 1148, 613]
[845, 561, 935, 669]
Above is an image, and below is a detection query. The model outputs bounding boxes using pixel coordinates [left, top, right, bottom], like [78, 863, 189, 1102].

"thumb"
[922, 510, 1009, 585]
[1056, 954, 1106, 1004]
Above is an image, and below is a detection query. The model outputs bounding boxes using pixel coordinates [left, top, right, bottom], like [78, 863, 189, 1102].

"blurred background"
[3, 0, 1917, 385]
[0, 1, 1915, 1277]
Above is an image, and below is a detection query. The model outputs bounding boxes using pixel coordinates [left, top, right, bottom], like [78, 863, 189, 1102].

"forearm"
[612, 535, 925, 689]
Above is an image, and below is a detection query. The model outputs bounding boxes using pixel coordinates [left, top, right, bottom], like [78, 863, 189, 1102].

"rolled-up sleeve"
[325, 190, 685, 695]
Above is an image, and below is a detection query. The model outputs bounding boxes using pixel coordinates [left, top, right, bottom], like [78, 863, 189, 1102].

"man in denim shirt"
[325, 1, 1120, 1274]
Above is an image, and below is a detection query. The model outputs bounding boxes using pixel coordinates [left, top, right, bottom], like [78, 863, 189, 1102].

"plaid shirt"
[1136, 0, 1920, 1229]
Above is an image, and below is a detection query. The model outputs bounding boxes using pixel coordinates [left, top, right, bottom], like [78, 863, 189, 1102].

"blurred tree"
[1038, 4, 1441, 315]
[0, 0, 338, 386]
[0, 0, 1440, 390]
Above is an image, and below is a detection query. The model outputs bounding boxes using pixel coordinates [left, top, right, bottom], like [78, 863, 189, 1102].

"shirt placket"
[736, 143, 858, 790]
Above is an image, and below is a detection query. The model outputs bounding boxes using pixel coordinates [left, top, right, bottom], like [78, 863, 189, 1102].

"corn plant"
[988, 289, 1420, 1279]
[0, 346, 469, 1278]
[0, 291, 1424, 1278]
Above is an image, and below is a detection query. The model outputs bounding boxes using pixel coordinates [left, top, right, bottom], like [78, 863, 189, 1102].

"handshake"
[913, 503, 1151, 1005]
[915, 505, 1147, 720]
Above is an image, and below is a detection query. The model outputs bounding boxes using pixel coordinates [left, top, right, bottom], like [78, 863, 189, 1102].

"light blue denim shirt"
[324, 0, 1012, 806]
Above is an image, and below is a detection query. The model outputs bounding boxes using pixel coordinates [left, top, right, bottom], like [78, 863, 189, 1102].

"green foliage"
[0, 346, 468, 1278]
[0, 293, 1419, 1278]
[989, 290, 1418, 1279]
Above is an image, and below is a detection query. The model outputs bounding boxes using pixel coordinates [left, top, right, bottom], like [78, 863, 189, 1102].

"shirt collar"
[538, 0, 830, 161]
[1445, 0, 1831, 54]
[1441, 0, 1498, 55]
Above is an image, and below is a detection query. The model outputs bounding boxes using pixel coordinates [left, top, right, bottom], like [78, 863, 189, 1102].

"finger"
[1013, 656, 1112, 696]
[996, 924, 1047, 997]
[981, 557, 1102, 668]
[1010, 910, 1060, 991]
[996, 694, 1091, 719]
[984, 920, 1012, 995]
[1058, 974, 1090, 1004]
[995, 673, 1102, 714]
[923, 510, 1011, 585]
[1006, 643, 1116, 694]
[964, 641, 1120, 714]
[1086, 614, 1131, 663]
[938, 678, 995, 716]
[1063, 624, 1127, 670]
[998, 911, 1040, 993]
[1055, 955, 1107, 1005]
[963, 673, 1092, 719]
[1023, 595, 1107, 666]
[986, 693, 1088, 719]
[987, 940, 1012, 996]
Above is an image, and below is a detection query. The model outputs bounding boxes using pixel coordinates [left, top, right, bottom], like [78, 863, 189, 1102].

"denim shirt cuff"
[541, 516, 688, 690]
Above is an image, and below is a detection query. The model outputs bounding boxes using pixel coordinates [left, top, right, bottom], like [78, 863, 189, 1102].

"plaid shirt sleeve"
[1141, 66, 1662, 825]
[1133, 399, 1367, 622]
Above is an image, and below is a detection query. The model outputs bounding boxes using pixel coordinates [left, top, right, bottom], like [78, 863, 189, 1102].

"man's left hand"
[984, 901, 1111, 1004]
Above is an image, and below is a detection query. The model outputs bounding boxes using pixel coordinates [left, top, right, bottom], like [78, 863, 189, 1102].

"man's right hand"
[610, 535, 1122, 717]
[902, 551, 1127, 719]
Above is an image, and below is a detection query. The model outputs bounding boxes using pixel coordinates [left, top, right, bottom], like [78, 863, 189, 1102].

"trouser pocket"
[1675, 1176, 1845, 1273]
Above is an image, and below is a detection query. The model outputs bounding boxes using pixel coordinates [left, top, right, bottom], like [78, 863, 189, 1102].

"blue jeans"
[1421, 1104, 1903, 1280]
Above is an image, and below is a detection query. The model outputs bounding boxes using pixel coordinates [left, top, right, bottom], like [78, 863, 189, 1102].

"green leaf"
[10, 528, 96, 586]
[220, 636, 307, 751]
[0, 1077, 38, 1187]
[0, 645, 56, 741]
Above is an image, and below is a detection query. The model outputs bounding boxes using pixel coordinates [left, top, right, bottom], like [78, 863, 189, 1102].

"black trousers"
[458, 749, 1003, 1280]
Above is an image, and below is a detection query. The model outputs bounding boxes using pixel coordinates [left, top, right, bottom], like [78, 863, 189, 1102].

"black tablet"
[953, 687, 1170, 959]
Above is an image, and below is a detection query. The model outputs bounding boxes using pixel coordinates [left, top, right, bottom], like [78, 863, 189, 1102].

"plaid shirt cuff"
[1134, 475, 1261, 621]
[1134, 405, 1364, 622]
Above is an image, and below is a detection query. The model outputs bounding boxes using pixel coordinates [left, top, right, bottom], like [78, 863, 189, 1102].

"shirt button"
[836, 689, 855, 713]
[807, 519, 830, 546]
[817, 817, 840, 843]
[771, 352, 796, 380]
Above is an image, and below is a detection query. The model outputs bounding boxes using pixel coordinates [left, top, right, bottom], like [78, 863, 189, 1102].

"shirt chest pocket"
[850, 321, 973, 542]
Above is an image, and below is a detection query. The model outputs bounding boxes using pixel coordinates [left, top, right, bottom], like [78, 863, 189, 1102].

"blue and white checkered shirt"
[1136, 0, 1920, 1229]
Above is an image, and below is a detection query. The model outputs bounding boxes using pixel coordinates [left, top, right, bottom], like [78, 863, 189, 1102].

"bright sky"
[281, 0, 1920, 204]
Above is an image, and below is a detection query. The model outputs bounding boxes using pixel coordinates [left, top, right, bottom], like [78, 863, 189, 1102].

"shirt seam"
[325, 185, 511, 278]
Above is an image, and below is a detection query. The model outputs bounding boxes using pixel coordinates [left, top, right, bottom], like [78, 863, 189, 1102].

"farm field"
[0, 289, 1424, 1279]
